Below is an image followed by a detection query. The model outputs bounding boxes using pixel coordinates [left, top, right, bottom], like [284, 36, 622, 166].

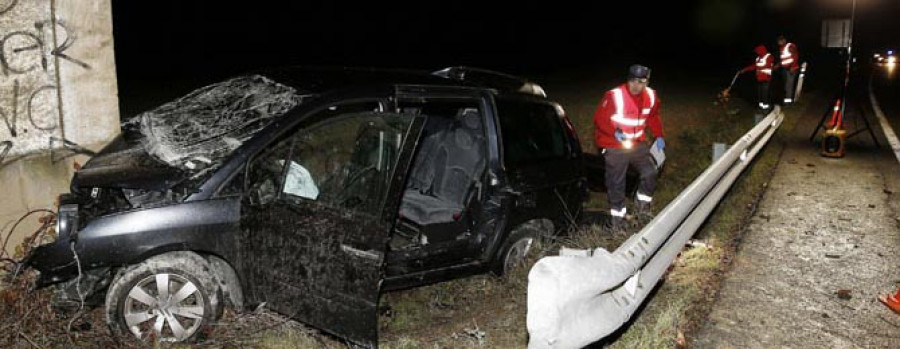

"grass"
[0, 71, 802, 348]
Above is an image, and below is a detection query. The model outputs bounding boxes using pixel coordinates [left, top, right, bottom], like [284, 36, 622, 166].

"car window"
[246, 104, 413, 216]
[496, 99, 566, 165]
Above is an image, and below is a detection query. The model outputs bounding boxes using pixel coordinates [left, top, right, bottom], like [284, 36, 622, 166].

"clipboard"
[649, 142, 665, 169]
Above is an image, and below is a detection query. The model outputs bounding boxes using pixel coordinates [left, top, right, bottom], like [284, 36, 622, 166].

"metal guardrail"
[527, 107, 785, 349]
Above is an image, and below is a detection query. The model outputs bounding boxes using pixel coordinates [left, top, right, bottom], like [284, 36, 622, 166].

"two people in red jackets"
[593, 64, 665, 233]
[741, 35, 800, 110]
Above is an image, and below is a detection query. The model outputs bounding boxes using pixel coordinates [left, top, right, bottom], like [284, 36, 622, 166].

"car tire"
[494, 227, 542, 277]
[105, 251, 223, 343]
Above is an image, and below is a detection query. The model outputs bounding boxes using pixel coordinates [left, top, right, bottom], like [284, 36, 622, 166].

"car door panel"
[241, 109, 424, 348]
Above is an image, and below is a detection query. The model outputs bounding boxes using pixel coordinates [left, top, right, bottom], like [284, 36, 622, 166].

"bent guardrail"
[527, 107, 784, 349]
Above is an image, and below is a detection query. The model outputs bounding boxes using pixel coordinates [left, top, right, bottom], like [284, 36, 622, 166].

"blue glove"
[655, 137, 665, 151]
[615, 129, 626, 142]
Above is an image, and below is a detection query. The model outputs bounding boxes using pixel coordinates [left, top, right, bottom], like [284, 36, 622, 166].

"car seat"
[400, 108, 485, 226]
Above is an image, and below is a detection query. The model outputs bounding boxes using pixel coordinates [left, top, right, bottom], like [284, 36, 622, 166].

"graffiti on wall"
[0, 0, 92, 166]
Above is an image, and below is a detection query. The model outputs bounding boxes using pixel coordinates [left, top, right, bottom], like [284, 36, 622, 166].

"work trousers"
[783, 69, 798, 101]
[603, 143, 657, 211]
[757, 80, 770, 109]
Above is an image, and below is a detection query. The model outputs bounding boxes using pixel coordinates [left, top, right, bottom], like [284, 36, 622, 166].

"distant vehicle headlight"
[888, 56, 897, 64]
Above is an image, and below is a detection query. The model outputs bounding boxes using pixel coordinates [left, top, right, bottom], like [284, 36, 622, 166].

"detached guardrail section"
[527, 107, 784, 349]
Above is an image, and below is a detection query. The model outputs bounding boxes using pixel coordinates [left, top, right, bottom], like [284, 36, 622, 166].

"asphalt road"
[693, 70, 900, 348]
[872, 63, 900, 133]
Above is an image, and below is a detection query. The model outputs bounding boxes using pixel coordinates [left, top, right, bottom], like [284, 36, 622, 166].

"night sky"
[111, 0, 900, 115]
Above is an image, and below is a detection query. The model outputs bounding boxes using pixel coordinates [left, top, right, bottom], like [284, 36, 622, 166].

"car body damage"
[128, 74, 306, 175]
[25, 66, 587, 348]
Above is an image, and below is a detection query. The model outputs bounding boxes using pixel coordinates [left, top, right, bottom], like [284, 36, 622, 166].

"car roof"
[253, 66, 540, 96]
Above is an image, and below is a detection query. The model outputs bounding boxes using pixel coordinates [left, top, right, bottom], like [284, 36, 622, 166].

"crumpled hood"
[72, 134, 187, 192]
[754, 45, 768, 56]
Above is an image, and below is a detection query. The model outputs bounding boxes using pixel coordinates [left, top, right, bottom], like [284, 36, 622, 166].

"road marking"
[869, 77, 900, 165]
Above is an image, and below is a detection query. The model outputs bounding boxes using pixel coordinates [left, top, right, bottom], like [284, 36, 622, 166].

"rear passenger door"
[494, 97, 582, 228]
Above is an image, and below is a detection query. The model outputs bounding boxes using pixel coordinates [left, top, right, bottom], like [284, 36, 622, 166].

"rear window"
[496, 99, 566, 165]
[126, 75, 306, 175]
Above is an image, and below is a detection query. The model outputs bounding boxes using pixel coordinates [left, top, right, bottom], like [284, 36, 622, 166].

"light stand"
[809, 0, 880, 148]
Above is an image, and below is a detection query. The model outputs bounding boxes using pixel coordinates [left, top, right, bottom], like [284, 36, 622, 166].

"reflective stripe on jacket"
[780, 42, 798, 70]
[593, 84, 664, 149]
[755, 53, 773, 81]
[610, 85, 655, 140]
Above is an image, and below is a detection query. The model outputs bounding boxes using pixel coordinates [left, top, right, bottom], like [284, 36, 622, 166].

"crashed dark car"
[25, 66, 586, 347]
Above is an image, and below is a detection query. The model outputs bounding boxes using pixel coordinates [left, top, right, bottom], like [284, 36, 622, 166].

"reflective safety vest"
[610, 85, 656, 141]
[780, 42, 798, 70]
[755, 53, 773, 81]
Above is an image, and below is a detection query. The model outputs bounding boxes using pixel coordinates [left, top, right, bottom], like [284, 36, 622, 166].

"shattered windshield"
[127, 75, 306, 174]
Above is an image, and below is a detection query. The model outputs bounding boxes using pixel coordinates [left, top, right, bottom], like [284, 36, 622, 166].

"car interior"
[390, 104, 487, 254]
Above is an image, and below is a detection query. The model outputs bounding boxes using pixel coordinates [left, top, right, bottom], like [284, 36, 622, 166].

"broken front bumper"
[25, 203, 81, 288]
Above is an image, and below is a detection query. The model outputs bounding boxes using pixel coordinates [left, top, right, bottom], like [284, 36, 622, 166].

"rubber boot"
[634, 200, 654, 224]
[605, 216, 627, 235]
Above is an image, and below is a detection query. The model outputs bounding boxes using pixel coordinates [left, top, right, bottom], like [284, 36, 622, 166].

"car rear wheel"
[105, 252, 223, 343]
[495, 228, 544, 276]
[503, 235, 535, 274]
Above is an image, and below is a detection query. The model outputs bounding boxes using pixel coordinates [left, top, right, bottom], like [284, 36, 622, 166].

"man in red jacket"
[778, 35, 800, 104]
[593, 64, 665, 232]
[741, 44, 774, 111]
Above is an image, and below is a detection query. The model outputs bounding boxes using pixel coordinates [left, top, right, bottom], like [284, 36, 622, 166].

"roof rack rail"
[431, 66, 546, 97]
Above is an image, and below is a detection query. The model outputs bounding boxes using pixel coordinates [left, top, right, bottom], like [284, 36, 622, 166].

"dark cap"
[628, 64, 651, 80]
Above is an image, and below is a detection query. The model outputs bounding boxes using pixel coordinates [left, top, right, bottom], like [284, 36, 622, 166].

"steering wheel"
[336, 165, 378, 209]
[247, 161, 283, 205]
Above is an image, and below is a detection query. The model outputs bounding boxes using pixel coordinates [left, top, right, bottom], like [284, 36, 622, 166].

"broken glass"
[125, 75, 307, 175]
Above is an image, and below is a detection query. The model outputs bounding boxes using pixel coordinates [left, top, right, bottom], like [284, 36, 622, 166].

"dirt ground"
[693, 98, 900, 348]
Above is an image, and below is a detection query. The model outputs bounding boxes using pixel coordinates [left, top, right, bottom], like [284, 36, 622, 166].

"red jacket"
[593, 84, 664, 149]
[779, 42, 799, 72]
[744, 45, 773, 82]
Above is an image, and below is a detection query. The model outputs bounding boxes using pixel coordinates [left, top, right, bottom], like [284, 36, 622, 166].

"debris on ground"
[451, 320, 487, 347]
[836, 289, 853, 300]
[686, 239, 711, 250]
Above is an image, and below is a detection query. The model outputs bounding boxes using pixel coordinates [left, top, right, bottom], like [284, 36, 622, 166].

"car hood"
[72, 134, 187, 191]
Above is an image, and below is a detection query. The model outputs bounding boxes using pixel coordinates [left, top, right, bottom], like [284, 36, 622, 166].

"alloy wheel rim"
[123, 273, 205, 342]
[505, 237, 534, 273]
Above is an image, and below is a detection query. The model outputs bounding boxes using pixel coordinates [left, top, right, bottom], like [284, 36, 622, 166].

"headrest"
[458, 108, 481, 130]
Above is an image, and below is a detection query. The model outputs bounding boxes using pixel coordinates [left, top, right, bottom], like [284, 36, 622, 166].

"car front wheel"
[105, 251, 223, 343]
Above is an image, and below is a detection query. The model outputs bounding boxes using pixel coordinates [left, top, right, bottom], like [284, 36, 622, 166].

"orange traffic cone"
[826, 99, 842, 129]
[879, 287, 900, 314]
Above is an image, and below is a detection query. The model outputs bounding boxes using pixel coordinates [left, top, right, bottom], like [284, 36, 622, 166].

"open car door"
[241, 108, 425, 348]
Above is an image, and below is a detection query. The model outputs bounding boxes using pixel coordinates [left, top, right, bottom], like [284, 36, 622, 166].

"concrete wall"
[0, 0, 119, 258]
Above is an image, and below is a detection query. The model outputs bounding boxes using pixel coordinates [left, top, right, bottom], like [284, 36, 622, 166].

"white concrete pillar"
[0, 0, 119, 258]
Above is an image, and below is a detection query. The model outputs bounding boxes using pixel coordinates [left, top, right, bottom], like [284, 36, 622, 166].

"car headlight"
[56, 204, 79, 240]
[888, 56, 897, 64]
